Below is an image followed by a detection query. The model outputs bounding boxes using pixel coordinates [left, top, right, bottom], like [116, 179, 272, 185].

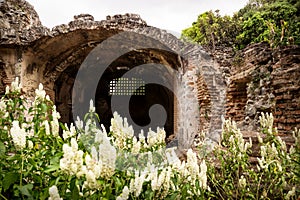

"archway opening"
[54, 48, 181, 138]
[226, 79, 248, 122]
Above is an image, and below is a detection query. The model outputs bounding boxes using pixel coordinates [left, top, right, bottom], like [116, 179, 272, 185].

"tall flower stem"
[256, 173, 263, 200]
[20, 150, 24, 187]
[0, 193, 8, 200]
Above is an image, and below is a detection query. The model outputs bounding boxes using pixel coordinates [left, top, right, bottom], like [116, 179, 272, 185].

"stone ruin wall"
[222, 43, 300, 134]
[0, 0, 299, 148]
[1, 0, 227, 148]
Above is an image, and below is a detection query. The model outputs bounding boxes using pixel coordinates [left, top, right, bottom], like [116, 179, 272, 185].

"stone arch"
[52, 37, 182, 138]
[0, 7, 227, 146]
[226, 78, 249, 122]
[125, 27, 227, 144]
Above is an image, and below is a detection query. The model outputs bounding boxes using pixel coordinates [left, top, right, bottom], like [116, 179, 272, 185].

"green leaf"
[3, 172, 19, 191]
[70, 177, 79, 200]
[144, 190, 154, 199]
[113, 176, 122, 189]
[6, 153, 21, 161]
[44, 164, 60, 173]
[41, 103, 48, 112]
[0, 141, 6, 157]
[167, 192, 179, 200]
[28, 158, 38, 169]
[17, 184, 33, 197]
[32, 173, 43, 185]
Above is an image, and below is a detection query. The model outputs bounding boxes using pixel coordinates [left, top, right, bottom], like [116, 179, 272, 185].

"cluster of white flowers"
[62, 123, 76, 140]
[146, 148, 207, 197]
[84, 114, 117, 179]
[257, 132, 264, 143]
[186, 149, 207, 189]
[59, 138, 85, 177]
[110, 111, 167, 153]
[199, 159, 208, 189]
[75, 116, 84, 130]
[104, 146, 207, 198]
[222, 118, 240, 139]
[146, 128, 166, 150]
[58, 102, 209, 198]
[0, 99, 6, 111]
[6, 77, 21, 94]
[186, 149, 201, 184]
[89, 99, 95, 113]
[130, 128, 166, 154]
[51, 105, 60, 137]
[129, 170, 147, 197]
[43, 120, 50, 136]
[165, 147, 181, 167]
[48, 185, 62, 200]
[256, 113, 289, 173]
[60, 111, 117, 189]
[10, 121, 28, 150]
[238, 175, 247, 188]
[223, 119, 252, 156]
[152, 166, 173, 197]
[131, 137, 141, 154]
[82, 152, 102, 190]
[110, 112, 135, 150]
[285, 186, 296, 200]
[116, 186, 130, 200]
[60, 136, 115, 191]
[93, 124, 107, 143]
[292, 128, 299, 145]
[98, 136, 117, 178]
[276, 135, 287, 152]
[259, 112, 274, 135]
[135, 148, 207, 198]
[31, 82, 61, 137]
[81, 138, 117, 189]
[35, 83, 46, 100]
[257, 142, 282, 172]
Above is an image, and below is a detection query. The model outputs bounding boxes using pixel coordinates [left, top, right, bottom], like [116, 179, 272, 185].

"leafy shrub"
[0, 78, 208, 199]
[181, 10, 241, 50]
[0, 78, 299, 199]
[237, 1, 298, 48]
[181, 0, 300, 49]
[200, 113, 300, 199]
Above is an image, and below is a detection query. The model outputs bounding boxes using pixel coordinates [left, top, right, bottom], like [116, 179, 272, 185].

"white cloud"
[27, 0, 248, 33]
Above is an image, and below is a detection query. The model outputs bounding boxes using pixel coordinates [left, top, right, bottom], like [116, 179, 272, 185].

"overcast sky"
[27, 0, 248, 35]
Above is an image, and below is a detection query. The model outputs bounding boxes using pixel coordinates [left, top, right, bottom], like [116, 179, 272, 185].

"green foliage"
[0, 79, 299, 199]
[182, 10, 241, 50]
[0, 79, 208, 199]
[291, 128, 300, 183]
[200, 113, 300, 199]
[237, 0, 298, 48]
[0, 80, 64, 199]
[182, 0, 300, 49]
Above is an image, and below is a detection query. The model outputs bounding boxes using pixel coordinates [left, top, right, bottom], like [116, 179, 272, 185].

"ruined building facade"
[0, 0, 299, 145]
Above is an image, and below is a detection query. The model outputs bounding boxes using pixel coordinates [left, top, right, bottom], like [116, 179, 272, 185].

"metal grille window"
[109, 77, 145, 95]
